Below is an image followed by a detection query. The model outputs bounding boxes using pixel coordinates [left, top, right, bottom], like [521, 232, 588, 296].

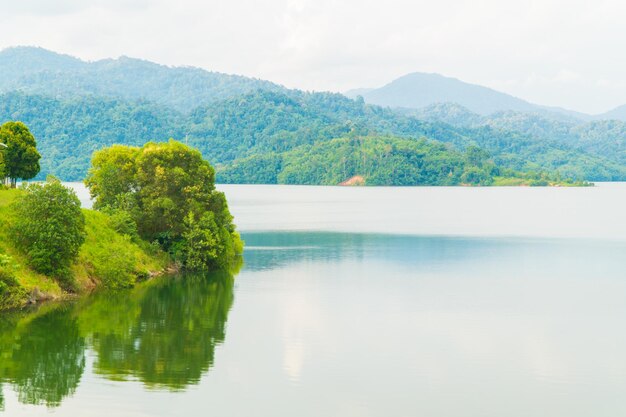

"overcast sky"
[0, 0, 624, 114]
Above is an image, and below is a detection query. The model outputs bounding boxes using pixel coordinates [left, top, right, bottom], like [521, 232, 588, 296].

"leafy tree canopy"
[86, 140, 242, 271]
[0, 121, 41, 187]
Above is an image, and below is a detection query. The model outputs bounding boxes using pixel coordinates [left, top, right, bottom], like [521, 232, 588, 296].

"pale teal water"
[2, 185, 626, 416]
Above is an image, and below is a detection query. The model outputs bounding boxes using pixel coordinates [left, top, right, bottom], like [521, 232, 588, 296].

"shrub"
[90, 239, 138, 289]
[10, 177, 86, 289]
[105, 209, 139, 241]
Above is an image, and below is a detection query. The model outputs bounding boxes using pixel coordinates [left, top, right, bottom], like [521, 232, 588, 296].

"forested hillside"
[0, 47, 284, 112]
[219, 136, 583, 186]
[0, 90, 623, 183]
[413, 103, 626, 172]
[0, 47, 624, 185]
[0, 93, 184, 180]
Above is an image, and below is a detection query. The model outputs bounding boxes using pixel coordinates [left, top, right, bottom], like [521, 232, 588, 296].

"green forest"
[0, 47, 624, 186]
[0, 90, 617, 185]
[219, 136, 583, 186]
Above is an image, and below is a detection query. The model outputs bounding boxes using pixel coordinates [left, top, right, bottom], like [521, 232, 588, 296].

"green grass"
[0, 188, 170, 309]
[75, 210, 169, 290]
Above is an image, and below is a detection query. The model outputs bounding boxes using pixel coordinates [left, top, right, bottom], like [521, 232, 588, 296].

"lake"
[2, 184, 626, 416]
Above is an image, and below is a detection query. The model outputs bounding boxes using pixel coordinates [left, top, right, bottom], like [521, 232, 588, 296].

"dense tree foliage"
[220, 136, 499, 185]
[412, 103, 626, 180]
[10, 178, 85, 288]
[86, 140, 243, 271]
[0, 121, 41, 187]
[0, 89, 623, 184]
[0, 93, 184, 181]
[0, 47, 285, 112]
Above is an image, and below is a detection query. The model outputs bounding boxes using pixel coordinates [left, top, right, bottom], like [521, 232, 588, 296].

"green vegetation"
[0, 93, 184, 180]
[10, 178, 85, 289]
[220, 135, 588, 186]
[86, 140, 243, 271]
[0, 121, 241, 310]
[0, 48, 622, 185]
[0, 254, 27, 311]
[0, 185, 169, 309]
[0, 121, 41, 187]
[412, 103, 626, 180]
[0, 46, 284, 112]
[0, 90, 616, 184]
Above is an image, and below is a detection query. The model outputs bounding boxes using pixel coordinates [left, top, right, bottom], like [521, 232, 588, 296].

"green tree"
[134, 140, 216, 241]
[85, 140, 243, 271]
[0, 147, 6, 184]
[85, 144, 140, 210]
[10, 177, 86, 288]
[0, 122, 41, 188]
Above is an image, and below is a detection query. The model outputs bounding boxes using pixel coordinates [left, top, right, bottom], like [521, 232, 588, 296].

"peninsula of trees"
[0, 123, 242, 310]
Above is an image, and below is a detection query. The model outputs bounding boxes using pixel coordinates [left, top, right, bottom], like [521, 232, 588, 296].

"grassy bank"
[0, 188, 169, 310]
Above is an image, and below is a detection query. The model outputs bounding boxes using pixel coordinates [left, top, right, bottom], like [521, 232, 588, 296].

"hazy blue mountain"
[346, 72, 539, 114]
[597, 104, 626, 121]
[0, 46, 285, 112]
[348, 72, 592, 121]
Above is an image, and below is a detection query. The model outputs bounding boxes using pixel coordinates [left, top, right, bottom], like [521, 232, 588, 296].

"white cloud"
[0, 0, 625, 113]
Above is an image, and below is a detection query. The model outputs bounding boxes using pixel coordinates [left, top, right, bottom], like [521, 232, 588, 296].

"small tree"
[0, 122, 41, 188]
[11, 177, 86, 288]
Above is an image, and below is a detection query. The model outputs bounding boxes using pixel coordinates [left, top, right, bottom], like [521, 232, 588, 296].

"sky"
[0, 0, 624, 114]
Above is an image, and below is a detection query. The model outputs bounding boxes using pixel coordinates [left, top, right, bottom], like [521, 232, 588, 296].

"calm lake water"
[2, 184, 626, 416]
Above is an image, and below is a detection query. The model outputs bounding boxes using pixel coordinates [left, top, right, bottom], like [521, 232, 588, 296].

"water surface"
[2, 184, 626, 416]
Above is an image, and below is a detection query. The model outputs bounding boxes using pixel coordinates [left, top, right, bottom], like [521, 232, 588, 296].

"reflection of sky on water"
[233, 232, 626, 417]
[67, 182, 626, 240]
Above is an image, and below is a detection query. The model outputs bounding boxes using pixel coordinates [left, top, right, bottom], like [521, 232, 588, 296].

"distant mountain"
[597, 104, 626, 121]
[1, 47, 625, 184]
[347, 72, 591, 121]
[346, 72, 538, 115]
[0, 46, 285, 112]
[344, 87, 374, 97]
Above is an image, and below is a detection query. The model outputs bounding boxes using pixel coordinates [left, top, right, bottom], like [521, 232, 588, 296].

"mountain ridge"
[348, 71, 625, 121]
[0, 46, 286, 112]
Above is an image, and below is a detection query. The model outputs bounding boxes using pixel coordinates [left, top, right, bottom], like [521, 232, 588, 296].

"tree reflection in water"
[0, 305, 85, 407]
[0, 271, 236, 407]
